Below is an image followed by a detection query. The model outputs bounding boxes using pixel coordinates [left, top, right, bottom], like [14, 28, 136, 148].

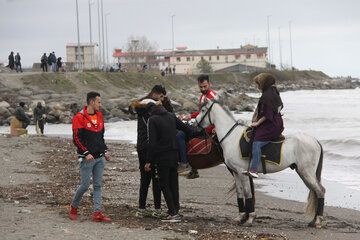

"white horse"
[193, 99, 325, 228]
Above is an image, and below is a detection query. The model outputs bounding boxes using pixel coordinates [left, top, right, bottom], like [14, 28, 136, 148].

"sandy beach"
[0, 134, 359, 240]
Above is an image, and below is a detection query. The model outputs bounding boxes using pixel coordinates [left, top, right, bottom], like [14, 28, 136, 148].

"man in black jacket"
[14, 102, 30, 129]
[130, 85, 167, 218]
[144, 103, 192, 222]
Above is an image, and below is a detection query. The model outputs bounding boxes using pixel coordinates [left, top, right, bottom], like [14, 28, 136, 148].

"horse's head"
[193, 98, 215, 129]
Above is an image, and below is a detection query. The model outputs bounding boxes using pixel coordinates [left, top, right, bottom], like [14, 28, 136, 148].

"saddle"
[240, 127, 285, 173]
[186, 135, 224, 169]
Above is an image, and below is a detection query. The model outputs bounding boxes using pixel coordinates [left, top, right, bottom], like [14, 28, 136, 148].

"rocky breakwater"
[0, 85, 257, 126]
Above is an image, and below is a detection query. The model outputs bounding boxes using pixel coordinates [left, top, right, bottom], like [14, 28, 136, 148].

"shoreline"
[0, 135, 360, 239]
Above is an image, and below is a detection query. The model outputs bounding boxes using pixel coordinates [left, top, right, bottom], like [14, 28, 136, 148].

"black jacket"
[136, 105, 150, 151]
[34, 106, 45, 120]
[146, 105, 192, 165]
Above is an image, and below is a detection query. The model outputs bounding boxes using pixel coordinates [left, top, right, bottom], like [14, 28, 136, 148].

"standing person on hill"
[34, 102, 46, 136]
[144, 102, 192, 222]
[8, 51, 15, 70]
[41, 53, 48, 72]
[177, 74, 218, 178]
[129, 85, 168, 218]
[14, 102, 30, 129]
[56, 57, 62, 72]
[69, 91, 112, 222]
[243, 73, 284, 178]
[50, 51, 57, 72]
[15, 52, 22, 73]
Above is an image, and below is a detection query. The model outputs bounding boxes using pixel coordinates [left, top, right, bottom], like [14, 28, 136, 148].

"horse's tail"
[305, 141, 323, 217]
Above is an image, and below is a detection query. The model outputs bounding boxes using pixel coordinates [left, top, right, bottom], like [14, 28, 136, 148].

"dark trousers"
[157, 163, 179, 216]
[138, 149, 161, 209]
[41, 62, 47, 72]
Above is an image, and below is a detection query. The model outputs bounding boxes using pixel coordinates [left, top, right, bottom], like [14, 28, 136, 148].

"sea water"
[1, 88, 359, 210]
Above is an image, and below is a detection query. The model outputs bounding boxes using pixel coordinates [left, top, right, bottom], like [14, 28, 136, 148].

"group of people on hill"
[65, 73, 284, 223]
[40, 52, 63, 72]
[161, 65, 176, 77]
[7, 51, 22, 72]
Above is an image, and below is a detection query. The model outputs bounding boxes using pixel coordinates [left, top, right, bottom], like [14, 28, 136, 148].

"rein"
[197, 102, 241, 145]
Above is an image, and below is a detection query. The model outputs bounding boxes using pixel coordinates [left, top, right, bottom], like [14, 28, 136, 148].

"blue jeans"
[176, 131, 187, 164]
[251, 141, 270, 172]
[72, 156, 105, 212]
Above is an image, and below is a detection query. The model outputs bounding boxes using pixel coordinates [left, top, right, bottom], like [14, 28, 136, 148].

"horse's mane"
[201, 99, 247, 126]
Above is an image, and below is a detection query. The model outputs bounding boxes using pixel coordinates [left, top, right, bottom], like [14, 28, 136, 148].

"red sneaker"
[69, 204, 77, 220]
[92, 211, 111, 222]
[248, 169, 259, 178]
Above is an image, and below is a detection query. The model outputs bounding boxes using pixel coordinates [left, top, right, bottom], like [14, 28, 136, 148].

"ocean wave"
[321, 138, 360, 147]
[324, 152, 360, 162]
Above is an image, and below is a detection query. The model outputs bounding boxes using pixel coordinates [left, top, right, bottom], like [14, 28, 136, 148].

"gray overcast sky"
[1, 0, 359, 77]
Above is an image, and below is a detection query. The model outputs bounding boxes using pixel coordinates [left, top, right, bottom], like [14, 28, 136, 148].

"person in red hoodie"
[69, 92, 111, 222]
[177, 74, 217, 179]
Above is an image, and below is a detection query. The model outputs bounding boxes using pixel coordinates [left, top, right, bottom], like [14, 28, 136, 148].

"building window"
[86, 47, 92, 52]
[225, 56, 228, 63]
[217, 56, 220, 61]
[257, 55, 263, 59]
[68, 56, 74, 61]
[246, 55, 251, 59]
[209, 56, 212, 61]
[186, 57, 190, 62]
[86, 55, 92, 60]
[88, 63, 92, 68]
[201, 56, 204, 60]
[192, 56, 194, 61]
[176, 57, 181, 62]
[235, 55, 240, 60]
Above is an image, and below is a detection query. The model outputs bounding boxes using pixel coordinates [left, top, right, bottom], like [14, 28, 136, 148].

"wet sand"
[0, 135, 359, 239]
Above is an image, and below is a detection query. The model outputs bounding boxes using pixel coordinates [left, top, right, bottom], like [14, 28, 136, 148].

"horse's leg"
[296, 169, 325, 228]
[233, 172, 248, 224]
[235, 172, 256, 227]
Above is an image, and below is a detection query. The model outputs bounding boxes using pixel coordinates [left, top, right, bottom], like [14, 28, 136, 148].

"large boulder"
[0, 107, 12, 118]
[59, 111, 73, 124]
[19, 89, 33, 97]
[0, 101, 10, 108]
[46, 114, 57, 123]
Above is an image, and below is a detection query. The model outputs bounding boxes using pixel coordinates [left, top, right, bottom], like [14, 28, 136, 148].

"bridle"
[195, 101, 242, 144]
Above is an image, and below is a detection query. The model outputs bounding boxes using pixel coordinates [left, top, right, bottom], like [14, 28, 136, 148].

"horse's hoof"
[308, 221, 315, 227]
[238, 212, 249, 225]
[243, 212, 256, 227]
[315, 224, 322, 229]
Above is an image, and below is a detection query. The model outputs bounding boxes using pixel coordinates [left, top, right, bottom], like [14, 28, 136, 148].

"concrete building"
[170, 45, 268, 74]
[66, 43, 97, 70]
[112, 49, 170, 70]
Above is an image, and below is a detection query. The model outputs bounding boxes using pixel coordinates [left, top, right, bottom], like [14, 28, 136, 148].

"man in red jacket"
[177, 74, 217, 179]
[69, 92, 111, 222]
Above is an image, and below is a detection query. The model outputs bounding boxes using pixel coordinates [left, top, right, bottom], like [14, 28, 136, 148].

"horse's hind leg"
[296, 170, 325, 228]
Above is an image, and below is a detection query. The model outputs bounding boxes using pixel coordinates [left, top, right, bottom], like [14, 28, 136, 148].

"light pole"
[289, 21, 293, 70]
[75, 0, 81, 71]
[105, 13, 110, 67]
[88, 0, 94, 44]
[101, 0, 105, 70]
[278, 27, 283, 70]
[97, 0, 102, 68]
[267, 15, 271, 70]
[171, 14, 176, 60]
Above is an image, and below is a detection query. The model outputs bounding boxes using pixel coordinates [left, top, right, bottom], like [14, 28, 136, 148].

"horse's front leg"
[233, 173, 248, 224]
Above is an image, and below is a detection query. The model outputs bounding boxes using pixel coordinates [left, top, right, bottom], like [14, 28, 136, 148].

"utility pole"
[278, 27, 283, 70]
[97, 0, 102, 68]
[75, 0, 81, 71]
[289, 21, 293, 70]
[101, 0, 105, 69]
[267, 15, 271, 70]
[88, 0, 94, 44]
[171, 14, 176, 67]
[105, 13, 110, 67]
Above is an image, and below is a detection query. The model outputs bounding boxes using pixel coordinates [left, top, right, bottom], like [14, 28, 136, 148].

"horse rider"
[178, 74, 218, 178]
[244, 73, 284, 178]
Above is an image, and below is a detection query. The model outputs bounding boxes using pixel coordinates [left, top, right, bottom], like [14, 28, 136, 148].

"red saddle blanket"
[186, 137, 212, 155]
[186, 136, 224, 169]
